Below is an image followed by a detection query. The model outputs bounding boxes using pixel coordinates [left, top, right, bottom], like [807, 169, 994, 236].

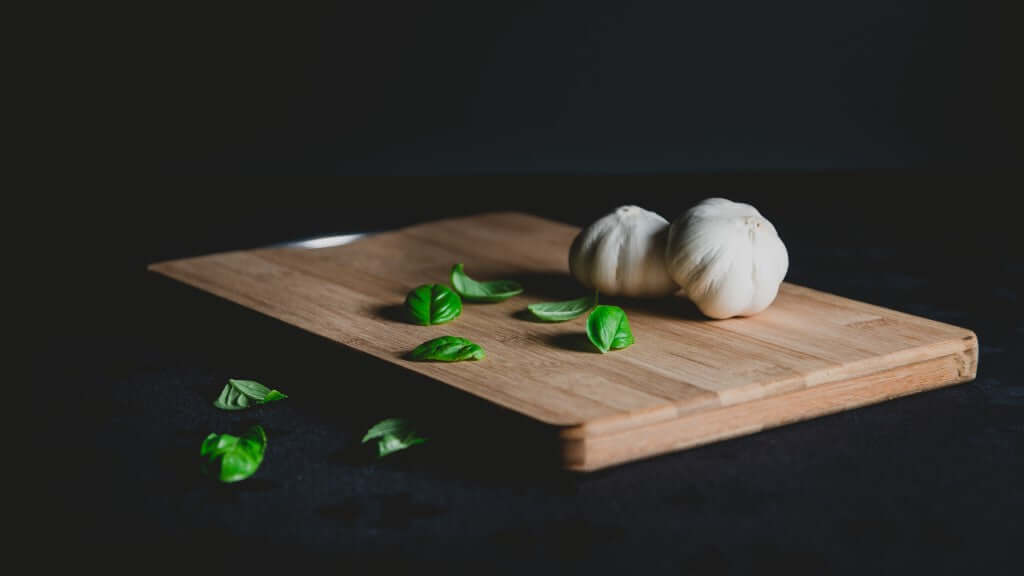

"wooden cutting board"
[150, 212, 978, 471]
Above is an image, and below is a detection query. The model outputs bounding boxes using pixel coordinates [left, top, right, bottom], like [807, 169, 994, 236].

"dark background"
[28, 0, 1023, 573]
[48, 1, 1020, 174]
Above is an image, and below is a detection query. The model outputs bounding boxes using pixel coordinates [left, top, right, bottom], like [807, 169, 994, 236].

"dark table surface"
[32, 180, 1022, 574]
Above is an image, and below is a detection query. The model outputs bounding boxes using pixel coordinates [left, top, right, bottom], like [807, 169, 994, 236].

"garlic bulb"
[665, 198, 788, 319]
[569, 205, 679, 298]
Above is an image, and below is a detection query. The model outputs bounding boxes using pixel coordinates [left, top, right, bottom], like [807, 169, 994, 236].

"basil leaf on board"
[409, 336, 485, 362]
[586, 305, 635, 353]
[213, 378, 288, 410]
[200, 425, 267, 483]
[404, 284, 462, 325]
[527, 293, 598, 322]
[361, 418, 427, 458]
[450, 263, 523, 302]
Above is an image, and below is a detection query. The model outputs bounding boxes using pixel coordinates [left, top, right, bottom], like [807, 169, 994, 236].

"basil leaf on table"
[409, 336, 485, 362]
[450, 263, 523, 302]
[527, 293, 597, 322]
[361, 418, 427, 458]
[586, 305, 635, 353]
[200, 425, 267, 483]
[404, 284, 462, 325]
[213, 378, 288, 410]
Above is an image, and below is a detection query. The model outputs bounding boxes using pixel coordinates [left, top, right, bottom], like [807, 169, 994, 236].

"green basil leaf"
[409, 336, 485, 362]
[377, 435, 427, 457]
[361, 418, 427, 458]
[361, 418, 409, 441]
[404, 284, 462, 325]
[527, 293, 598, 322]
[586, 305, 635, 353]
[450, 263, 523, 302]
[213, 378, 288, 410]
[200, 425, 267, 483]
[213, 384, 253, 411]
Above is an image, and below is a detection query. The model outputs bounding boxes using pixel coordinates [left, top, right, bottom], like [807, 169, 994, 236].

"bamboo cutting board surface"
[150, 212, 978, 471]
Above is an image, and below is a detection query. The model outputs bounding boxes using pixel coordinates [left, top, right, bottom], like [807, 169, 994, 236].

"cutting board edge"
[558, 328, 979, 438]
[557, 335, 978, 471]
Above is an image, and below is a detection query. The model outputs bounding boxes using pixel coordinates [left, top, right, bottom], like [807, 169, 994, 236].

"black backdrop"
[56, 1, 1020, 174]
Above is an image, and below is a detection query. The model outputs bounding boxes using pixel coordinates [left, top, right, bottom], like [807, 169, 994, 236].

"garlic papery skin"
[665, 198, 788, 319]
[569, 205, 679, 298]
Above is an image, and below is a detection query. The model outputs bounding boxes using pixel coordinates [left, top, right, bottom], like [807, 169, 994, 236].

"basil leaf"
[586, 305, 635, 353]
[213, 378, 288, 410]
[361, 418, 427, 458]
[450, 263, 523, 302]
[200, 425, 267, 483]
[362, 418, 409, 440]
[527, 293, 597, 322]
[409, 336, 485, 362]
[404, 284, 462, 325]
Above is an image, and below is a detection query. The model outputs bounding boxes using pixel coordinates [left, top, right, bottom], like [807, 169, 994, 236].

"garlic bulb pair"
[568, 198, 788, 319]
